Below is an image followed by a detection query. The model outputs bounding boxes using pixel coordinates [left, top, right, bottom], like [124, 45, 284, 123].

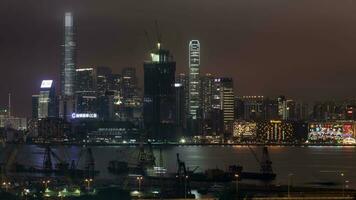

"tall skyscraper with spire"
[188, 40, 200, 120]
[60, 12, 76, 120]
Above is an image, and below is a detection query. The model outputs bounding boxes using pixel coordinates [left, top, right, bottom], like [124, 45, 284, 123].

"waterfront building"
[233, 121, 257, 141]
[308, 121, 356, 144]
[143, 43, 176, 140]
[257, 120, 295, 143]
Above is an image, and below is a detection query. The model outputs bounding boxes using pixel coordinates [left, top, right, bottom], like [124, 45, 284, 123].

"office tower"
[295, 102, 309, 121]
[188, 40, 200, 120]
[95, 66, 115, 120]
[176, 73, 188, 128]
[75, 68, 97, 114]
[120, 67, 141, 121]
[213, 78, 235, 132]
[278, 96, 288, 120]
[38, 80, 57, 119]
[143, 43, 176, 139]
[121, 67, 137, 99]
[76, 68, 95, 92]
[242, 96, 263, 120]
[61, 12, 76, 97]
[60, 12, 76, 120]
[96, 66, 112, 95]
[200, 73, 213, 119]
[175, 82, 185, 128]
[286, 99, 296, 120]
[32, 95, 39, 119]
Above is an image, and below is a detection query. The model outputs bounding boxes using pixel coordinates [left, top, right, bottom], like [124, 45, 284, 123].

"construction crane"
[247, 146, 273, 174]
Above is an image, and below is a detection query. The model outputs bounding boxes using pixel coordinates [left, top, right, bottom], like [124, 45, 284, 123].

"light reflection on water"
[2, 145, 355, 189]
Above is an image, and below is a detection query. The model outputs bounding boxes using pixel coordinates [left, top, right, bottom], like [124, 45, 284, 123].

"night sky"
[1, 0, 356, 117]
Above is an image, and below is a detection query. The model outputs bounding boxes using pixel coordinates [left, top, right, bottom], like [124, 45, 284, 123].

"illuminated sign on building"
[71, 113, 98, 119]
[233, 121, 257, 138]
[308, 121, 356, 143]
[40, 80, 53, 88]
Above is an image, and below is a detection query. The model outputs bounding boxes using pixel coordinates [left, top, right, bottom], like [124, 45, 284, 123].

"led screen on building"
[308, 122, 355, 143]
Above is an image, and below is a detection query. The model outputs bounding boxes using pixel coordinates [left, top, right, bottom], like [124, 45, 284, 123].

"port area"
[0, 176, 355, 199]
[126, 177, 356, 199]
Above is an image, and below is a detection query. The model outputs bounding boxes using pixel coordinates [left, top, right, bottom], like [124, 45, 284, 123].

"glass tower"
[188, 40, 200, 120]
[61, 12, 76, 97]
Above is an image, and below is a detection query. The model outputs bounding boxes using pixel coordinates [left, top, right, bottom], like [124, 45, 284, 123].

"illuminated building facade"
[188, 40, 200, 120]
[213, 78, 235, 132]
[308, 121, 356, 143]
[143, 43, 176, 139]
[60, 12, 76, 120]
[38, 80, 57, 119]
[257, 120, 294, 143]
[61, 12, 76, 96]
[233, 121, 257, 140]
[200, 73, 213, 120]
[120, 67, 142, 121]
[75, 68, 97, 114]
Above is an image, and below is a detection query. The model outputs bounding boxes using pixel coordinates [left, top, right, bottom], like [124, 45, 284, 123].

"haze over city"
[1, 0, 356, 117]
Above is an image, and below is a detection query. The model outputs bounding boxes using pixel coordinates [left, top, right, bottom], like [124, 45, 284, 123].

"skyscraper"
[213, 78, 235, 132]
[143, 43, 176, 139]
[61, 12, 76, 97]
[200, 73, 213, 120]
[38, 80, 57, 119]
[32, 95, 39, 119]
[60, 12, 76, 120]
[75, 68, 97, 114]
[188, 40, 200, 120]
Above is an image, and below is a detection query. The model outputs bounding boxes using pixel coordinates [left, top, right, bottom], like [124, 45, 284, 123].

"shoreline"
[18, 141, 356, 147]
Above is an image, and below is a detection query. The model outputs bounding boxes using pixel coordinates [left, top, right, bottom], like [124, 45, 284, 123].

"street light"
[341, 173, 345, 197]
[42, 180, 50, 189]
[184, 175, 189, 199]
[136, 176, 143, 192]
[2, 181, 11, 192]
[235, 174, 239, 199]
[288, 173, 294, 198]
[84, 178, 93, 190]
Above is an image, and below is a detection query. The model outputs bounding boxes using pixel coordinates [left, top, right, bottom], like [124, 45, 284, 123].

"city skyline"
[2, 1, 356, 117]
